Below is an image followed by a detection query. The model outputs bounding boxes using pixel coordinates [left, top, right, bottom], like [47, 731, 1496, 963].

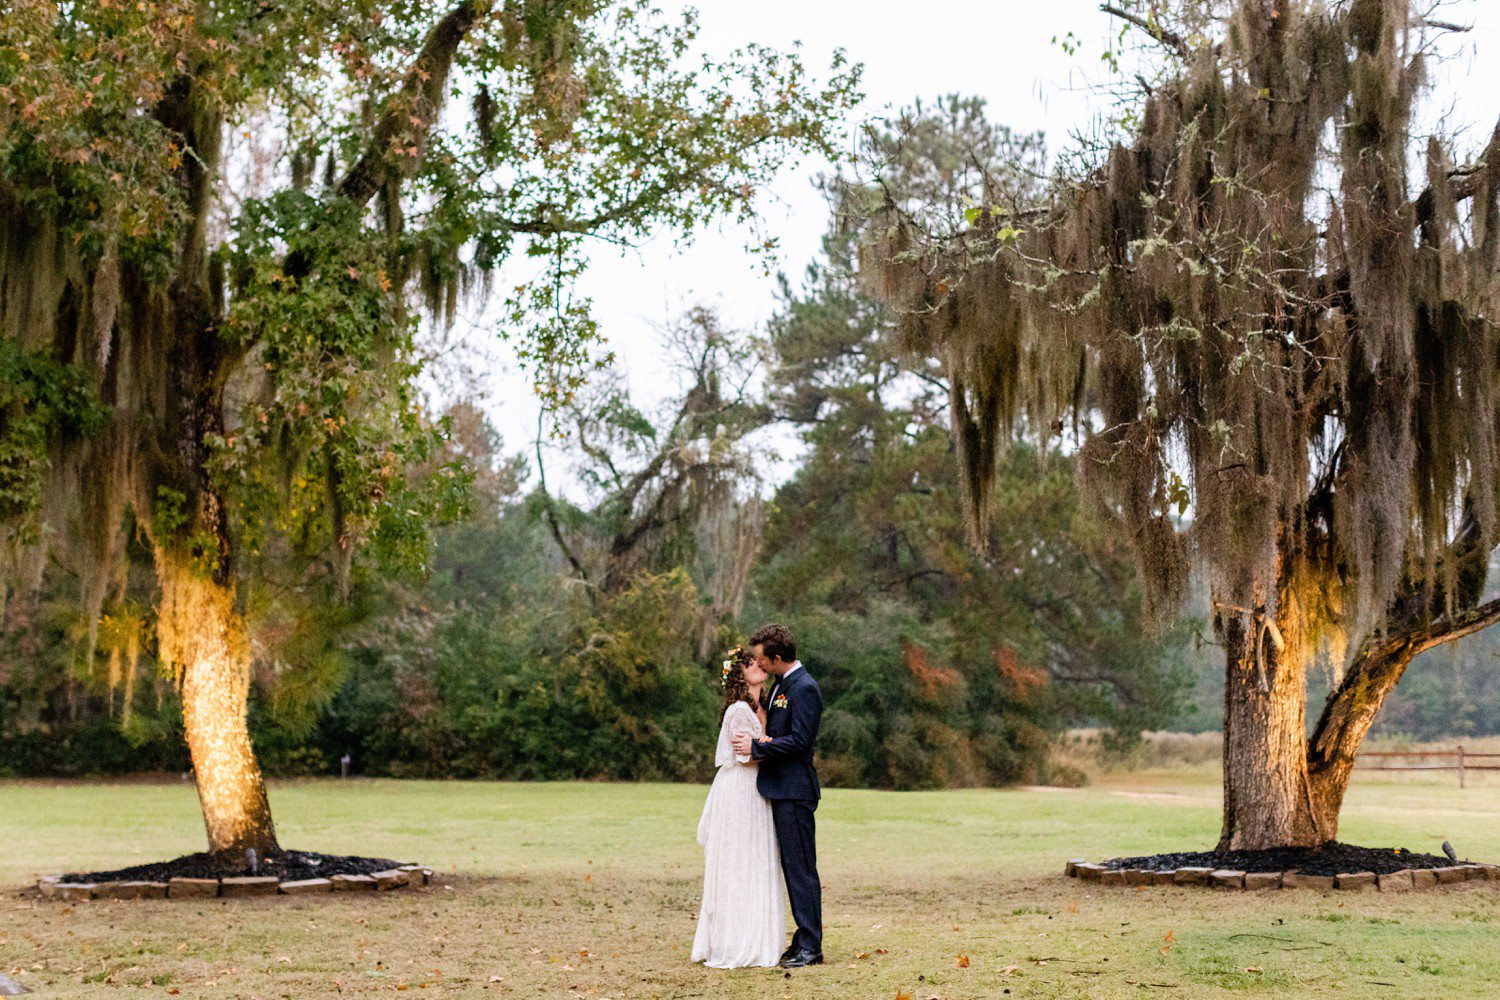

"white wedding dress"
[691, 700, 785, 968]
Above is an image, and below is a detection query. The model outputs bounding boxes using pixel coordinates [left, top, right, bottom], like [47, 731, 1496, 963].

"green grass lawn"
[6, 765, 1500, 998]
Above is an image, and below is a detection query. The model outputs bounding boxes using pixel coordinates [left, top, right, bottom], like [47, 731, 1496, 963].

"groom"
[731, 623, 823, 969]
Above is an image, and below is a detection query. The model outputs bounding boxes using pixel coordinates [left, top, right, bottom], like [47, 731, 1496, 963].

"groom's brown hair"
[749, 623, 796, 665]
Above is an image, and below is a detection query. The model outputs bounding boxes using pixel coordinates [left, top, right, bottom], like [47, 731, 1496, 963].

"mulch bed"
[59, 849, 401, 885]
[1102, 841, 1465, 877]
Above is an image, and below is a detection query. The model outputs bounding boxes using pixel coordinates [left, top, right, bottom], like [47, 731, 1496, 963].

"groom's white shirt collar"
[782, 661, 802, 679]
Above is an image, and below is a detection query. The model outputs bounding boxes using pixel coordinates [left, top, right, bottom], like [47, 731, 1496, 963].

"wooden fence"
[1356, 747, 1500, 787]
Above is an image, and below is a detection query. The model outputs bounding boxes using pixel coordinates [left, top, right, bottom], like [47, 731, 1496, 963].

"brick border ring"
[1064, 859, 1499, 891]
[36, 864, 432, 901]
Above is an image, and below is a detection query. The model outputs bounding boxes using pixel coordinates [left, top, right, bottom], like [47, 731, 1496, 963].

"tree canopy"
[0, 0, 857, 854]
[866, 0, 1500, 848]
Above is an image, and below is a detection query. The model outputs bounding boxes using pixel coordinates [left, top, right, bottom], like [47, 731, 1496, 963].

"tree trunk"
[157, 553, 279, 857]
[1303, 595, 1500, 841]
[1217, 603, 1324, 849]
[1302, 639, 1413, 842]
[146, 76, 281, 858]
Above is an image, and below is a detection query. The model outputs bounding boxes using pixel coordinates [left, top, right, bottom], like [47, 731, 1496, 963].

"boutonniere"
[773, 694, 789, 709]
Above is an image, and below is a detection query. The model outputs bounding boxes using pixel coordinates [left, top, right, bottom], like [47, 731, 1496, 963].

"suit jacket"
[751, 665, 822, 801]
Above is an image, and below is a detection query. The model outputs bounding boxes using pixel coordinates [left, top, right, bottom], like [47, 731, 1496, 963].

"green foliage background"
[0, 93, 1203, 788]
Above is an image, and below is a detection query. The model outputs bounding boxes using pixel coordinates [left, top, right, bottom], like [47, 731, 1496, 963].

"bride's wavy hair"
[719, 644, 761, 722]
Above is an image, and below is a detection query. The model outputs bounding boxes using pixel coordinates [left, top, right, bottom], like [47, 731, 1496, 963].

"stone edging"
[36, 864, 432, 901]
[1064, 858, 1498, 890]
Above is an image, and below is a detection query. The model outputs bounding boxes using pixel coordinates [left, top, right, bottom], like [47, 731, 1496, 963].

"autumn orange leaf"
[957, 953, 970, 968]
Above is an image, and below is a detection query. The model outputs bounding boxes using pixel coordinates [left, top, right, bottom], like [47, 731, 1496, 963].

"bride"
[691, 644, 785, 968]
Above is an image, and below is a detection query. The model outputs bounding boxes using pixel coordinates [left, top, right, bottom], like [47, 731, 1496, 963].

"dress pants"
[770, 797, 822, 954]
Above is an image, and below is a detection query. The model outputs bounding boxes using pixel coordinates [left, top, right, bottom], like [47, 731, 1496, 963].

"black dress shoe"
[779, 944, 798, 963]
[778, 950, 824, 969]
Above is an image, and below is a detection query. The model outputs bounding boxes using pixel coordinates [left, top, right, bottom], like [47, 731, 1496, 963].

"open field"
[7, 765, 1500, 998]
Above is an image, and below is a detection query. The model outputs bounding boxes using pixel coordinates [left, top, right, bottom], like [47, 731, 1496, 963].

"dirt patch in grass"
[59, 848, 402, 883]
[1103, 841, 1471, 876]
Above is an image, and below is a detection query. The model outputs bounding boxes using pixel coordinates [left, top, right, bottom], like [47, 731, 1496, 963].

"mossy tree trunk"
[145, 78, 279, 857]
[1217, 588, 1325, 850]
[1221, 578, 1500, 850]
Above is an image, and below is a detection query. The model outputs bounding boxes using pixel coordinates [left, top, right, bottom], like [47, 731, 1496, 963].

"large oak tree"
[869, 0, 1500, 848]
[0, 0, 856, 856]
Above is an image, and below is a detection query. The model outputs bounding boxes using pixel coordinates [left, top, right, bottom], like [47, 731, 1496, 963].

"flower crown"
[720, 644, 744, 689]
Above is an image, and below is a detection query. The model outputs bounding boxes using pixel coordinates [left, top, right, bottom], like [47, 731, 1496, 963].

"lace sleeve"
[727, 701, 758, 764]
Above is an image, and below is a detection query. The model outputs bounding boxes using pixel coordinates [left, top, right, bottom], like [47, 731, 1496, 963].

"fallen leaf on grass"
[1160, 930, 1174, 955]
[894, 991, 912, 1000]
[1245, 966, 1262, 974]
[956, 954, 970, 968]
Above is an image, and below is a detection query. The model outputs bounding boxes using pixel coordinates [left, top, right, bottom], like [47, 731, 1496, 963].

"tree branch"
[493, 133, 784, 240]
[534, 409, 591, 587]
[337, 0, 493, 207]
[1306, 592, 1500, 778]
[1412, 119, 1500, 225]
[1388, 593, 1500, 660]
[1100, 3, 1189, 58]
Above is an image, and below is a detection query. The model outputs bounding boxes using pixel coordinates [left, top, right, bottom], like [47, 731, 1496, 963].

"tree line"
[0, 99, 1191, 788]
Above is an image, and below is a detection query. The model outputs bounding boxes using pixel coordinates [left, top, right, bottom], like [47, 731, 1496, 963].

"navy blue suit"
[751, 664, 823, 954]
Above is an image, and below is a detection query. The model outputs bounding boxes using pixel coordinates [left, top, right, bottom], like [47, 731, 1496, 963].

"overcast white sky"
[462, 0, 1500, 493]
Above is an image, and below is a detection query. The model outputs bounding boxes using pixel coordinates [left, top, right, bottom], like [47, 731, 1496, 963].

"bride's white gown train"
[691, 700, 785, 968]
